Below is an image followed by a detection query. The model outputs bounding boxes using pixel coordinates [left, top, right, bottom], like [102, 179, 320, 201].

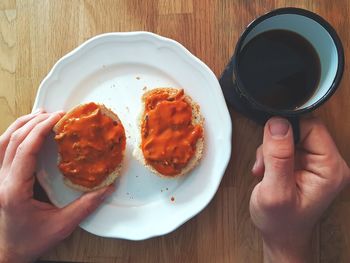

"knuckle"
[274, 144, 294, 159]
[15, 143, 26, 156]
[80, 196, 98, 215]
[0, 190, 15, 210]
[9, 132, 21, 144]
[0, 180, 26, 210]
[269, 157, 292, 173]
[265, 141, 294, 161]
[17, 115, 29, 122]
[13, 116, 27, 127]
[31, 123, 46, 138]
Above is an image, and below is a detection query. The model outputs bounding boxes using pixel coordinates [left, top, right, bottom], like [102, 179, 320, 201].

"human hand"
[0, 110, 115, 263]
[250, 117, 350, 263]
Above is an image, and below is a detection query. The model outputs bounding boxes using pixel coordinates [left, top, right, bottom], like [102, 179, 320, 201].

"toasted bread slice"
[54, 103, 126, 192]
[134, 88, 204, 178]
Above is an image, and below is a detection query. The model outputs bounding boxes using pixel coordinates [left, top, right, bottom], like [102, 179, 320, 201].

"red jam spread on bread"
[55, 103, 126, 188]
[141, 89, 203, 176]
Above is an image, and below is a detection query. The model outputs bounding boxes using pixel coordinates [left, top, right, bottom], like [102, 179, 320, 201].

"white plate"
[33, 32, 232, 240]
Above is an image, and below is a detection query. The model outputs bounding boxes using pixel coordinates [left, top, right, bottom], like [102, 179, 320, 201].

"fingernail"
[268, 118, 290, 138]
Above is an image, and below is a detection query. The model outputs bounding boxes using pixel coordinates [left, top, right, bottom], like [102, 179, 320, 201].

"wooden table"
[1, 0, 349, 262]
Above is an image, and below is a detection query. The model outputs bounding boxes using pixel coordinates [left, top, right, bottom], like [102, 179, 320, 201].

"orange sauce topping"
[141, 89, 203, 176]
[55, 103, 126, 188]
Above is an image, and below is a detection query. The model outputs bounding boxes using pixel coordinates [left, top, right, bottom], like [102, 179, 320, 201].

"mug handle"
[287, 116, 300, 144]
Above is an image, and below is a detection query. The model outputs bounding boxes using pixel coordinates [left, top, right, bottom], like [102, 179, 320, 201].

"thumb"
[54, 185, 115, 238]
[261, 117, 295, 192]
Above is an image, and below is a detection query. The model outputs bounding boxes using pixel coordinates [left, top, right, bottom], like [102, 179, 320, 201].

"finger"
[2, 113, 51, 169]
[54, 186, 115, 239]
[252, 145, 264, 177]
[297, 118, 349, 181]
[0, 109, 44, 166]
[261, 117, 295, 193]
[11, 112, 63, 182]
[31, 199, 57, 210]
[299, 117, 339, 156]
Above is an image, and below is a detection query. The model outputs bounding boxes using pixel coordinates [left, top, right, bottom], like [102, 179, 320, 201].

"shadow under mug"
[220, 7, 344, 142]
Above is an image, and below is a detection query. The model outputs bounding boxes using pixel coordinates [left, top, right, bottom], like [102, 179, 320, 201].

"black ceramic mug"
[220, 7, 344, 142]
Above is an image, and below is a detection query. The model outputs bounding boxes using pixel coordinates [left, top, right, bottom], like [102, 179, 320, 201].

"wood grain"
[0, 0, 349, 262]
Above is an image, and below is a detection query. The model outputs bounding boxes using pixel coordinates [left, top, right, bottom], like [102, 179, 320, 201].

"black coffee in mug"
[237, 29, 321, 110]
[219, 8, 344, 143]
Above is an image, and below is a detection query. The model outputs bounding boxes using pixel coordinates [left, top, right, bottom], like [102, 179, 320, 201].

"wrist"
[262, 235, 311, 263]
